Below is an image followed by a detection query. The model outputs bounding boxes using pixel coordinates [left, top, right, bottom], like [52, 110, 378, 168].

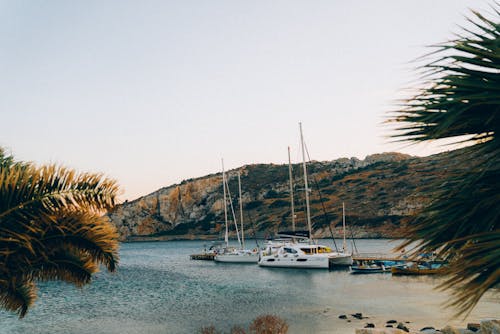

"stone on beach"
[441, 325, 475, 333]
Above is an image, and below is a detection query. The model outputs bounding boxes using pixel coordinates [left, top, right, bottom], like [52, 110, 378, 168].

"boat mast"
[225, 175, 242, 248]
[238, 171, 244, 249]
[288, 146, 296, 232]
[299, 122, 313, 242]
[222, 159, 229, 247]
[342, 202, 347, 252]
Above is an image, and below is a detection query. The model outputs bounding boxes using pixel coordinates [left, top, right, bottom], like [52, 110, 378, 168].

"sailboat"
[328, 202, 353, 266]
[214, 165, 259, 263]
[259, 123, 352, 268]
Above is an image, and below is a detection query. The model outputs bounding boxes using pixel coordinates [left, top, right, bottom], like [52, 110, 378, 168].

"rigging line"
[309, 173, 339, 252]
[304, 142, 359, 254]
[303, 141, 339, 252]
[225, 176, 242, 247]
[243, 210, 260, 248]
[349, 223, 359, 255]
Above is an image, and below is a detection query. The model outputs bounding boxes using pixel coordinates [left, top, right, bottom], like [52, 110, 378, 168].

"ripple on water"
[1, 240, 498, 334]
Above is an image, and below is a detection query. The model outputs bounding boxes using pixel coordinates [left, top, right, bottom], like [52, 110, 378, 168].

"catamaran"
[258, 123, 352, 269]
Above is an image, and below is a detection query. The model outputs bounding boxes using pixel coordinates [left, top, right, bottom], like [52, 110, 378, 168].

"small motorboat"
[391, 261, 447, 275]
[350, 260, 392, 274]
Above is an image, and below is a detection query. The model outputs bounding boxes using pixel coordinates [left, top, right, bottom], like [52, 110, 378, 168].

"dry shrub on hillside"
[200, 315, 288, 334]
[249, 315, 289, 334]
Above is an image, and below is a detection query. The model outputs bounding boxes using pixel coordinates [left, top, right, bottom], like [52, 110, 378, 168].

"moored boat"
[259, 242, 332, 269]
[391, 261, 447, 275]
[214, 247, 259, 263]
[258, 123, 350, 269]
[214, 167, 259, 263]
[351, 264, 389, 274]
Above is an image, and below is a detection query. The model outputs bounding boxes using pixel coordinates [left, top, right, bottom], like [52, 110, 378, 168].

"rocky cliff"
[108, 150, 461, 241]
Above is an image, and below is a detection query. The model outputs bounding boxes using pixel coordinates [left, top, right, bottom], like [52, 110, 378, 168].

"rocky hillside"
[108, 150, 466, 241]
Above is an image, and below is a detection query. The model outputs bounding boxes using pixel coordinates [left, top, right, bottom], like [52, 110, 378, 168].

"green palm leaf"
[390, 5, 500, 316]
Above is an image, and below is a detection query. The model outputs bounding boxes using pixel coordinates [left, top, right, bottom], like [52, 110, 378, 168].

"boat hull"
[391, 267, 445, 275]
[214, 254, 258, 263]
[350, 266, 390, 274]
[329, 254, 353, 266]
[258, 254, 330, 269]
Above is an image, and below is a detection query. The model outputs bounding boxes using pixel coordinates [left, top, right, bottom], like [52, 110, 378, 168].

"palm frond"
[40, 212, 119, 272]
[0, 148, 120, 317]
[29, 251, 97, 287]
[0, 280, 36, 318]
[390, 5, 500, 316]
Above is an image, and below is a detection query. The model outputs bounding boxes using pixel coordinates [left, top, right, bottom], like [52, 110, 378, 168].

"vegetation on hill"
[109, 150, 474, 243]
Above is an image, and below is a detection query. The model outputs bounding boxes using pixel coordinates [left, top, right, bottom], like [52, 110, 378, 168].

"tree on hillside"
[389, 5, 499, 316]
[0, 148, 120, 317]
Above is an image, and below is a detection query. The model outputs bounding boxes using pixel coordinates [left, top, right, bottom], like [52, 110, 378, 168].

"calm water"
[1, 240, 498, 334]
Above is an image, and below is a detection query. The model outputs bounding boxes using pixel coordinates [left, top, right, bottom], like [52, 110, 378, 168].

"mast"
[299, 122, 313, 242]
[226, 176, 242, 247]
[288, 146, 296, 232]
[238, 171, 244, 249]
[222, 159, 228, 247]
[342, 202, 347, 252]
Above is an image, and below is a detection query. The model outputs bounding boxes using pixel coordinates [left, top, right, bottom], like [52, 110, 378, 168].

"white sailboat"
[214, 166, 259, 263]
[258, 123, 352, 268]
[328, 202, 353, 266]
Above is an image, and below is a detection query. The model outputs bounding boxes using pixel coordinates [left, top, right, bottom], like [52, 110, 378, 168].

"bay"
[1, 239, 498, 334]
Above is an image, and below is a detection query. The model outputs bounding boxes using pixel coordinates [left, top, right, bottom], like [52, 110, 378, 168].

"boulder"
[352, 313, 364, 319]
[466, 323, 480, 332]
[397, 322, 410, 332]
[441, 325, 474, 334]
[420, 327, 435, 331]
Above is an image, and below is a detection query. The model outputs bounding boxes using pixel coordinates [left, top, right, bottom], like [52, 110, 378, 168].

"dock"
[352, 253, 407, 262]
[190, 253, 216, 260]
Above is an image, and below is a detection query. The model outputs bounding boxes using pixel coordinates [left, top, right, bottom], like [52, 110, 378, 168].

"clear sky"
[0, 0, 489, 201]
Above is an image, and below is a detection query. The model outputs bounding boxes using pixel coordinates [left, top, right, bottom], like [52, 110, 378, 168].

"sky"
[0, 0, 490, 201]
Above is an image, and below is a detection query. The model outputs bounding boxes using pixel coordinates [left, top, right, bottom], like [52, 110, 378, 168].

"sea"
[1, 239, 498, 334]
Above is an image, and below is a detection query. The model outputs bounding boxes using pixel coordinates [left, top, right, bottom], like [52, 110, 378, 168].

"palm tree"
[389, 6, 499, 316]
[0, 148, 120, 317]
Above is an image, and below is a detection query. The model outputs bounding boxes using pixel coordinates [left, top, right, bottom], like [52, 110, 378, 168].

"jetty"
[353, 253, 406, 262]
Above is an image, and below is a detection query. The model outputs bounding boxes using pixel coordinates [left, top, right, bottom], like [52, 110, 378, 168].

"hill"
[108, 150, 466, 241]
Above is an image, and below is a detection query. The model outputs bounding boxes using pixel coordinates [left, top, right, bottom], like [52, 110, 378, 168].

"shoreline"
[121, 235, 404, 243]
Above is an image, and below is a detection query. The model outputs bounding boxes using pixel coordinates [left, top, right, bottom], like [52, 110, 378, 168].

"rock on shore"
[355, 319, 499, 334]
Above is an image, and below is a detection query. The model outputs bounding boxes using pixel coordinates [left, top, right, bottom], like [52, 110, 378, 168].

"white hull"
[258, 242, 334, 269]
[214, 253, 258, 263]
[329, 253, 353, 266]
[258, 254, 330, 269]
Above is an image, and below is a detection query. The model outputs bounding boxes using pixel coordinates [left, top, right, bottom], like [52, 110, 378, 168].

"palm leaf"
[390, 5, 500, 316]
[0, 149, 120, 317]
[0, 280, 36, 318]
